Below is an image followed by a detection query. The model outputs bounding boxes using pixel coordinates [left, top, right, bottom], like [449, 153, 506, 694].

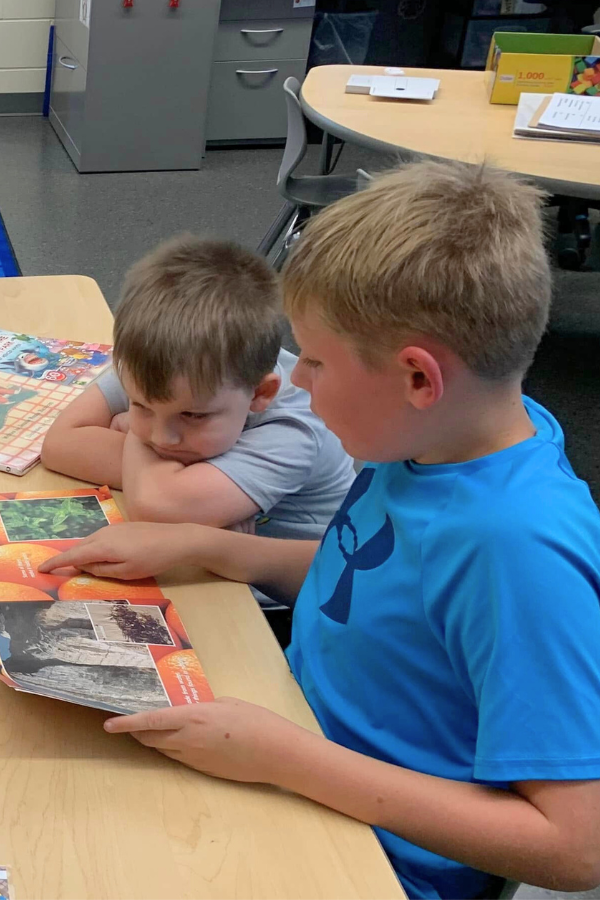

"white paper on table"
[537, 93, 600, 133]
[368, 76, 440, 101]
[513, 92, 600, 144]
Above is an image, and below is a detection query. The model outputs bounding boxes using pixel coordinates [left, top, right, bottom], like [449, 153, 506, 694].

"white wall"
[0, 0, 55, 94]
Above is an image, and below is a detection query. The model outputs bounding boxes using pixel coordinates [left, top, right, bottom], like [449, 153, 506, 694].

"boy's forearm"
[268, 732, 586, 890]
[122, 434, 260, 527]
[122, 436, 182, 520]
[177, 524, 318, 602]
[42, 426, 124, 488]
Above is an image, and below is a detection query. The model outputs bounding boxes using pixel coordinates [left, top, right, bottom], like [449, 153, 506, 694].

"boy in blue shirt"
[42, 161, 600, 899]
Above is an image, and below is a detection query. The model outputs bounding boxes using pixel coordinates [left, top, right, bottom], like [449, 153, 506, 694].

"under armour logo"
[320, 468, 395, 625]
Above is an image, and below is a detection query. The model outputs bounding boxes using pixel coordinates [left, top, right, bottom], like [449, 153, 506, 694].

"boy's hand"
[104, 698, 304, 783]
[38, 522, 197, 580]
[110, 412, 131, 434]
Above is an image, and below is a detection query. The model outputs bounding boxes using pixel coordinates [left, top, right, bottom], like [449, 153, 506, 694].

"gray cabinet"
[50, 0, 220, 172]
[207, 2, 315, 143]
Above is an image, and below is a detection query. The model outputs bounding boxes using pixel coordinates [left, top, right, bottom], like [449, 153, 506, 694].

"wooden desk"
[301, 65, 600, 202]
[0, 276, 404, 900]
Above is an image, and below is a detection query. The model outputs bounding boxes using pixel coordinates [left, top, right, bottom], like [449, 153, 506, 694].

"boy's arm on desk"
[40, 521, 318, 604]
[122, 431, 261, 528]
[105, 700, 600, 894]
[41, 384, 125, 488]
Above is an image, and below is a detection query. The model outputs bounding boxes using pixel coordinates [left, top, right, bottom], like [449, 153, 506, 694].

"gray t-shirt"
[96, 349, 355, 540]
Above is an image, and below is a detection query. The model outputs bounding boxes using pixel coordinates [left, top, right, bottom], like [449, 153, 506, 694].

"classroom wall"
[0, 1, 597, 111]
[0, 0, 55, 112]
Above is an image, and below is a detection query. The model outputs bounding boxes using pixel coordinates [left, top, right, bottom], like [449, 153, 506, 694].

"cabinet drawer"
[219, 0, 314, 20]
[55, 0, 90, 71]
[206, 59, 305, 141]
[50, 35, 87, 155]
[214, 19, 312, 61]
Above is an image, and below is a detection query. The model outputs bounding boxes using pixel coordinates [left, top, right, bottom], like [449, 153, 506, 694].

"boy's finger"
[129, 729, 182, 750]
[81, 561, 134, 579]
[104, 706, 192, 734]
[38, 543, 105, 573]
[43, 565, 81, 578]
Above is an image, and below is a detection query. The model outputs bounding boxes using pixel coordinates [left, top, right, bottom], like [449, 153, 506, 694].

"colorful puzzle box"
[0, 330, 112, 475]
[486, 32, 600, 105]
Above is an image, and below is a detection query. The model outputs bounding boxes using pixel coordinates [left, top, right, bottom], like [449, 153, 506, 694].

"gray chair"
[258, 76, 368, 271]
[277, 76, 360, 209]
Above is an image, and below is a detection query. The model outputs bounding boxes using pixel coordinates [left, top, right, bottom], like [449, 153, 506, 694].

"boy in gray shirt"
[43, 236, 354, 551]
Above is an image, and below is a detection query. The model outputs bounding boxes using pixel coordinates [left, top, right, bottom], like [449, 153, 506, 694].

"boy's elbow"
[544, 845, 600, 892]
[123, 486, 171, 523]
[124, 494, 154, 522]
[41, 428, 62, 472]
[565, 856, 600, 892]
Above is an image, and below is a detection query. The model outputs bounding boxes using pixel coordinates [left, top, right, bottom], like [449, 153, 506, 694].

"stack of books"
[513, 92, 600, 144]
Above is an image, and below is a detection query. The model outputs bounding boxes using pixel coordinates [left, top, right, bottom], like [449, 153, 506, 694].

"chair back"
[277, 77, 307, 192]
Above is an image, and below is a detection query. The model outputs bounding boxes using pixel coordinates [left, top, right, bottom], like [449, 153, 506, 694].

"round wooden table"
[301, 65, 600, 201]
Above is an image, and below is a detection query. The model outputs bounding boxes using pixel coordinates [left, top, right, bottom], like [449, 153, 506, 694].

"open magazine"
[0, 486, 212, 713]
[0, 330, 112, 476]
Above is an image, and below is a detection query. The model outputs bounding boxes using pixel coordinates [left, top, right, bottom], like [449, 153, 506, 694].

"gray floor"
[1, 116, 600, 900]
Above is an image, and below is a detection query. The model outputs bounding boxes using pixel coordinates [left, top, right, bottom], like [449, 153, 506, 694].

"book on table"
[534, 93, 600, 134]
[0, 486, 212, 714]
[0, 330, 112, 476]
[513, 92, 600, 143]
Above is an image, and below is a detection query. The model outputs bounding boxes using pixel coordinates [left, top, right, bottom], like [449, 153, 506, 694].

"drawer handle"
[240, 28, 284, 34]
[58, 55, 78, 70]
[236, 68, 279, 75]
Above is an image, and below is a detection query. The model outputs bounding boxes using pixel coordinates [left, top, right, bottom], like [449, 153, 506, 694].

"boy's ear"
[249, 373, 281, 413]
[397, 346, 444, 410]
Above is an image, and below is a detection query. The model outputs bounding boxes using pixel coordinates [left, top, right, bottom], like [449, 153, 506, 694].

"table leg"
[319, 132, 336, 175]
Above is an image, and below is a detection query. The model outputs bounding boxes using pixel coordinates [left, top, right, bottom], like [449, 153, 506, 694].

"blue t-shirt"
[287, 397, 600, 900]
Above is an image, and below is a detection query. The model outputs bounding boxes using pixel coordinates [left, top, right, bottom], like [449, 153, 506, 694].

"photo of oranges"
[0, 487, 210, 710]
[0, 542, 66, 595]
[0, 487, 167, 607]
[58, 574, 166, 604]
[156, 649, 213, 703]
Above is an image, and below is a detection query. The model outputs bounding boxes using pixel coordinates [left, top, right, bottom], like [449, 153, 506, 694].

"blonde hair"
[283, 160, 551, 379]
[114, 235, 282, 399]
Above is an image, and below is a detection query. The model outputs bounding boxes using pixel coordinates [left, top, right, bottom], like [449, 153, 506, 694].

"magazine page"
[0, 600, 212, 714]
[0, 331, 111, 386]
[0, 332, 112, 475]
[0, 486, 165, 604]
[0, 487, 212, 712]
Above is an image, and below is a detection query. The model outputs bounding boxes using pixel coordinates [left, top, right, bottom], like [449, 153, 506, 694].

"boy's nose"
[290, 361, 305, 390]
[151, 423, 181, 447]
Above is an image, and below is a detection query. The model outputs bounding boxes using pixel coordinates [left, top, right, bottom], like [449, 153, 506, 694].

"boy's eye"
[181, 411, 207, 421]
[302, 357, 322, 370]
[131, 401, 150, 412]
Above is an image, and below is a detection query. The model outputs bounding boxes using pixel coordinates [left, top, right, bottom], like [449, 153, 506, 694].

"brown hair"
[114, 235, 282, 399]
[283, 160, 551, 379]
